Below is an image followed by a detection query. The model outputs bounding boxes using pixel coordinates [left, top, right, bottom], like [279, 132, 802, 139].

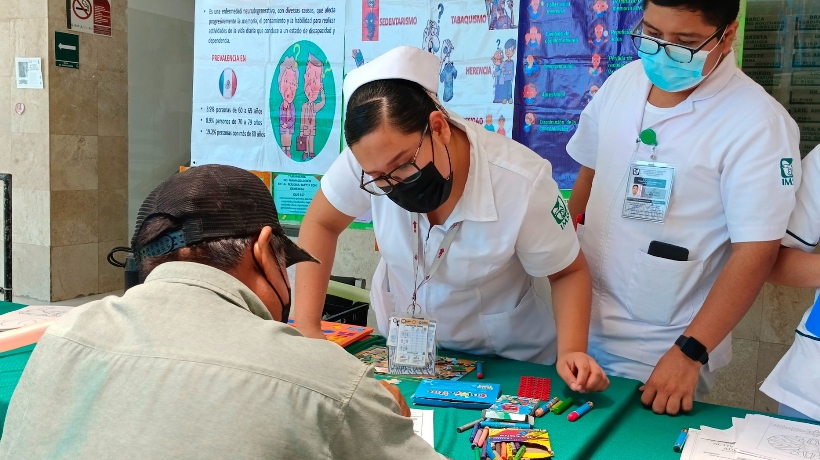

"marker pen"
[535, 397, 560, 417]
[551, 397, 574, 415]
[674, 429, 689, 453]
[477, 361, 484, 379]
[567, 401, 594, 422]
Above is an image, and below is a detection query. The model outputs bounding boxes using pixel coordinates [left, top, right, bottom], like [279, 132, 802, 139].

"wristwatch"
[675, 335, 709, 365]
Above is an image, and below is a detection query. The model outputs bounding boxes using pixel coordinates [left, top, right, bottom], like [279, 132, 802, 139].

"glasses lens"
[665, 45, 694, 63]
[362, 179, 391, 196]
[633, 35, 660, 55]
[390, 163, 423, 184]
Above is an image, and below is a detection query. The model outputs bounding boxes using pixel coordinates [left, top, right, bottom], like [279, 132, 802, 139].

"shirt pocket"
[481, 285, 557, 364]
[625, 250, 705, 326]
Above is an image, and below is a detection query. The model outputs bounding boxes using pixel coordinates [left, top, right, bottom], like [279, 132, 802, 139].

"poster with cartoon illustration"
[344, 0, 519, 137]
[512, 0, 643, 190]
[192, 0, 344, 174]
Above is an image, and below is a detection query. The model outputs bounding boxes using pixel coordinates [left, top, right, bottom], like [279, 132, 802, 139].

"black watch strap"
[675, 335, 709, 365]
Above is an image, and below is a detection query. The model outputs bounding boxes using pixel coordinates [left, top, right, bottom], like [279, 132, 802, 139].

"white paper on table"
[699, 425, 737, 442]
[679, 428, 738, 460]
[736, 414, 820, 460]
[410, 409, 435, 448]
[732, 418, 747, 438]
[0, 306, 73, 331]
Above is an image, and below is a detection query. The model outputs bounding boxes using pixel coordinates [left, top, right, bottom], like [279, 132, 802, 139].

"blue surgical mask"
[639, 47, 719, 93]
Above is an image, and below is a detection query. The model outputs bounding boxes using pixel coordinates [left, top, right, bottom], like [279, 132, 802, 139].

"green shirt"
[0, 262, 443, 459]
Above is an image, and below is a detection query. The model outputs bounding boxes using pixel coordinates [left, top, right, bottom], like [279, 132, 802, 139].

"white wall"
[127, 0, 196, 238]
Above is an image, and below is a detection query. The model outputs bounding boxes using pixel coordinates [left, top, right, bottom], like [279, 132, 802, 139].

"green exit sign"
[55, 32, 80, 69]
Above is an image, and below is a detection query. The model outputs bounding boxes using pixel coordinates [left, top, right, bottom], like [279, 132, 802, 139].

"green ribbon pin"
[639, 128, 658, 146]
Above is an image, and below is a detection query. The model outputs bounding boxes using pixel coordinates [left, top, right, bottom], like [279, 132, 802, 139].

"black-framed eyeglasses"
[360, 125, 429, 196]
[629, 20, 727, 64]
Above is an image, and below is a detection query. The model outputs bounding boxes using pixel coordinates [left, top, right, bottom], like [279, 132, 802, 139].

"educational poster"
[344, 0, 519, 136]
[743, 0, 820, 158]
[191, 0, 344, 174]
[512, 0, 644, 190]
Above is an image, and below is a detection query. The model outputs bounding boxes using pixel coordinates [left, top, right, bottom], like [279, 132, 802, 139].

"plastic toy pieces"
[518, 376, 551, 401]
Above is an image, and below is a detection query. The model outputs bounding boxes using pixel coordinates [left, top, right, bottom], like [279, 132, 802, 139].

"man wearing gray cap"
[0, 165, 444, 459]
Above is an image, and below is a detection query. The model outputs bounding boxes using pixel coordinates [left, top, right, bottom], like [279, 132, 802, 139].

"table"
[0, 302, 32, 440]
[347, 337, 818, 459]
[0, 302, 815, 458]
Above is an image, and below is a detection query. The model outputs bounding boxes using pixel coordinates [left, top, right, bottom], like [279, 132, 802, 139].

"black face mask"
[253, 254, 291, 323]
[387, 146, 454, 214]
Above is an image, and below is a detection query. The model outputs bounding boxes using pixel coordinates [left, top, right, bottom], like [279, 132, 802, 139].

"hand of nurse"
[557, 352, 610, 393]
[379, 381, 411, 417]
[639, 346, 699, 415]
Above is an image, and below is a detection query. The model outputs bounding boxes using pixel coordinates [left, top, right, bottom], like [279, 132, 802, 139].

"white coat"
[566, 51, 800, 374]
[321, 114, 580, 364]
[761, 145, 820, 421]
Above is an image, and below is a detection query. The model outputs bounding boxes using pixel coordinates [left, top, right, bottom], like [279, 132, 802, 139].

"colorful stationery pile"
[354, 345, 477, 380]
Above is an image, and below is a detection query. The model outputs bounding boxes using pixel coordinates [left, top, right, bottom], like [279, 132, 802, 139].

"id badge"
[622, 161, 675, 223]
[386, 316, 437, 376]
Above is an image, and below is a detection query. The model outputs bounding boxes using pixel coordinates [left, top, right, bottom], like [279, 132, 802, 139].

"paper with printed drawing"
[0, 306, 73, 331]
[736, 414, 820, 460]
[410, 409, 435, 447]
[679, 428, 738, 460]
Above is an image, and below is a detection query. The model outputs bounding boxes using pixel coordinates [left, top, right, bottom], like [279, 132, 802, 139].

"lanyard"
[409, 212, 462, 316]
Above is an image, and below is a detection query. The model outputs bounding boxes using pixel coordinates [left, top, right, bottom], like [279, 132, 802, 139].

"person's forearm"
[768, 247, 820, 288]
[549, 252, 592, 357]
[294, 222, 339, 331]
[568, 166, 594, 220]
[684, 241, 780, 351]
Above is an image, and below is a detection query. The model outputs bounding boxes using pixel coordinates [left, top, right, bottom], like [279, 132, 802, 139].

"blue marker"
[480, 421, 531, 429]
[567, 401, 594, 422]
[477, 361, 484, 379]
[674, 429, 689, 452]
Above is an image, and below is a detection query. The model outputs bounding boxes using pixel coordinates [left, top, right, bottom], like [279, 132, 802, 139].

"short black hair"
[643, 0, 740, 28]
[344, 79, 438, 146]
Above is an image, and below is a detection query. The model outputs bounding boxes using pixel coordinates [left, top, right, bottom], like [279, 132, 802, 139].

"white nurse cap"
[343, 46, 441, 107]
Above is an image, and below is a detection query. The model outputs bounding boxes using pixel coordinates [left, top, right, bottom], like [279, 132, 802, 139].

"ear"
[429, 111, 452, 145]
[253, 226, 276, 279]
[722, 21, 740, 54]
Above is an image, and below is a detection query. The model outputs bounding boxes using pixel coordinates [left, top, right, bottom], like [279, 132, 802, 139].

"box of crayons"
[412, 380, 501, 409]
[486, 428, 553, 459]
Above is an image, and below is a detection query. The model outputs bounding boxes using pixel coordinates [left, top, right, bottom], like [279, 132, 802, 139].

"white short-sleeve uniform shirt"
[566, 52, 801, 372]
[322, 114, 580, 364]
[761, 145, 820, 421]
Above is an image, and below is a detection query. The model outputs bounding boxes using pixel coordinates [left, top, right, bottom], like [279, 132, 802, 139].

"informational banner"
[66, 0, 112, 37]
[192, 0, 345, 174]
[344, 0, 520, 136]
[512, 0, 643, 191]
[743, 0, 820, 158]
[513, 1, 748, 191]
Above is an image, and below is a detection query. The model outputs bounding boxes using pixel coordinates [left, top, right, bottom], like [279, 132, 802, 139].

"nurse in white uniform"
[761, 145, 820, 422]
[566, 0, 800, 414]
[295, 46, 609, 393]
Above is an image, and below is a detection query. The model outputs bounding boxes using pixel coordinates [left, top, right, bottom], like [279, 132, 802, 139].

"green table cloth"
[0, 302, 815, 458]
[0, 302, 33, 440]
[347, 336, 818, 459]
